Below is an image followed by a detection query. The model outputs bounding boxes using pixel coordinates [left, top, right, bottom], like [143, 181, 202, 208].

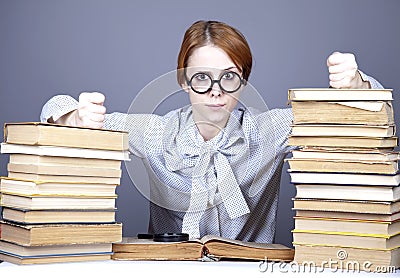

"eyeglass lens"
[189, 71, 242, 94]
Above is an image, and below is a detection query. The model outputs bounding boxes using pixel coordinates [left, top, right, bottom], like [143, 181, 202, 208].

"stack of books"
[0, 122, 129, 264]
[286, 88, 400, 270]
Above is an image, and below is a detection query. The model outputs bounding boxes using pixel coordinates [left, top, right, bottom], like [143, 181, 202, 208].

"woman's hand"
[75, 92, 106, 128]
[54, 92, 106, 128]
[327, 52, 370, 89]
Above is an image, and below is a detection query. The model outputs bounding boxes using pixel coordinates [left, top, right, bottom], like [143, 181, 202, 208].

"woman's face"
[184, 45, 243, 128]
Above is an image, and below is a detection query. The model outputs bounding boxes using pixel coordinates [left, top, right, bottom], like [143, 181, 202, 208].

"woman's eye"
[196, 73, 208, 81]
[223, 72, 234, 80]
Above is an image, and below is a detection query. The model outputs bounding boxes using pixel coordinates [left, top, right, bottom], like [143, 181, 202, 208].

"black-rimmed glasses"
[186, 71, 246, 94]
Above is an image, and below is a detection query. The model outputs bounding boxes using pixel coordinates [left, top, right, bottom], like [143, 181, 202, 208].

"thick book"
[294, 184, 400, 202]
[7, 163, 122, 178]
[294, 245, 400, 269]
[292, 229, 400, 249]
[7, 172, 121, 184]
[4, 122, 128, 151]
[0, 221, 122, 246]
[1, 143, 130, 161]
[288, 135, 398, 148]
[295, 210, 400, 222]
[291, 100, 394, 125]
[288, 170, 400, 186]
[288, 88, 393, 101]
[0, 193, 116, 210]
[0, 178, 118, 197]
[111, 235, 294, 262]
[293, 198, 400, 214]
[294, 216, 400, 235]
[290, 124, 395, 138]
[0, 240, 112, 258]
[286, 158, 398, 174]
[291, 147, 399, 162]
[2, 207, 116, 224]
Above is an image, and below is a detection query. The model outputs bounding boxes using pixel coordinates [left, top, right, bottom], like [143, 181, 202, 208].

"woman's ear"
[181, 83, 190, 94]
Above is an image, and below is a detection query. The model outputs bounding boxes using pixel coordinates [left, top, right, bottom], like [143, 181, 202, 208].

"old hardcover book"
[293, 198, 400, 214]
[288, 135, 398, 148]
[288, 88, 393, 101]
[0, 240, 112, 257]
[294, 245, 400, 269]
[291, 101, 394, 125]
[295, 210, 400, 222]
[286, 158, 398, 174]
[0, 193, 116, 210]
[0, 221, 122, 246]
[292, 230, 400, 249]
[7, 172, 121, 184]
[294, 184, 400, 202]
[290, 147, 399, 162]
[290, 124, 395, 138]
[2, 207, 116, 224]
[7, 163, 122, 178]
[9, 154, 122, 169]
[0, 178, 118, 197]
[111, 235, 294, 262]
[294, 217, 400, 235]
[4, 122, 128, 151]
[288, 170, 400, 186]
[1, 143, 130, 161]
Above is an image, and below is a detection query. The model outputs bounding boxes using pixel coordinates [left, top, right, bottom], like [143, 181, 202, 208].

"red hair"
[177, 20, 252, 85]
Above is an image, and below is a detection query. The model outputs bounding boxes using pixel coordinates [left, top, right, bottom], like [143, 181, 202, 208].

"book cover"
[4, 122, 129, 151]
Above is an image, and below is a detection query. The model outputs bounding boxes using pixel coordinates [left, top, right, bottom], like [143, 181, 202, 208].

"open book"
[112, 235, 294, 262]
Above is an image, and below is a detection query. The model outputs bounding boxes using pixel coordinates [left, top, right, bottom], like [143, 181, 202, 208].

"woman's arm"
[41, 92, 106, 128]
[40, 92, 162, 158]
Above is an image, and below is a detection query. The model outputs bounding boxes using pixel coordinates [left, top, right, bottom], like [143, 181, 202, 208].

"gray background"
[0, 0, 399, 247]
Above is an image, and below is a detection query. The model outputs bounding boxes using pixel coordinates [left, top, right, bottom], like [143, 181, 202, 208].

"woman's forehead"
[187, 45, 236, 69]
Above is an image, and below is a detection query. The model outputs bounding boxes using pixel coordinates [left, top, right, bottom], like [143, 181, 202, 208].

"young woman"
[41, 20, 383, 242]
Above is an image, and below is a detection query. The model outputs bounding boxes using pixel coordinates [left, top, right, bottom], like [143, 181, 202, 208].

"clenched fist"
[327, 52, 370, 89]
[76, 92, 107, 129]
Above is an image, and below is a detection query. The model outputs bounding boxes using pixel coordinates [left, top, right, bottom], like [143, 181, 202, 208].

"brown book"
[288, 135, 398, 148]
[0, 193, 116, 210]
[293, 198, 400, 214]
[291, 147, 399, 161]
[0, 178, 118, 197]
[9, 154, 122, 169]
[288, 88, 393, 101]
[111, 235, 294, 262]
[294, 216, 400, 235]
[7, 163, 122, 178]
[290, 124, 396, 138]
[294, 245, 400, 269]
[295, 210, 400, 222]
[7, 172, 121, 184]
[0, 240, 112, 258]
[294, 184, 400, 202]
[4, 122, 128, 151]
[0, 221, 122, 246]
[291, 101, 394, 125]
[2, 207, 116, 224]
[292, 230, 400, 249]
[286, 158, 398, 174]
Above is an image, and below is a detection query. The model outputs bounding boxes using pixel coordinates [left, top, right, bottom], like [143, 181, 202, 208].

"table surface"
[0, 259, 398, 278]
